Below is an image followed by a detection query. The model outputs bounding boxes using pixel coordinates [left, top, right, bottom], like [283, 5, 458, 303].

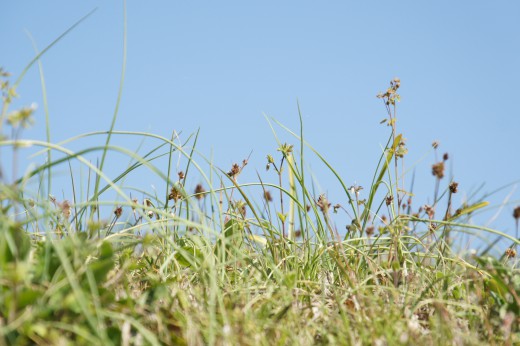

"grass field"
[1, 16, 519, 345]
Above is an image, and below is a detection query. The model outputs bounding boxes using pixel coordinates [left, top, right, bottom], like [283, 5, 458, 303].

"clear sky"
[2, 1, 519, 248]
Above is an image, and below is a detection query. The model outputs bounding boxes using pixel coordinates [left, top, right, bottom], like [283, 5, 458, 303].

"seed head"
[423, 204, 435, 219]
[169, 185, 183, 202]
[178, 171, 185, 180]
[233, 200, 247, 217]
[227, 163, 241, 178]
[514, 206, 520, 220]
[194, 184, 206, 200]
[60, 200, 71, 219]
[505, 247, 516, 259]
[432, 162, 445, 179]
[449, 182, 459, 194]
[264, 190, 273, 202]
[143, 199, 155, 218]
[316, 194, 331, 213]
[114, 206, 123, 218]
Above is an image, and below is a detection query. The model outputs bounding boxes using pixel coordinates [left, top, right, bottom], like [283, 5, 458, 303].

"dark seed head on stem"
[513, 206, 520, 220]
[317, 194, 331, 214]
[114, 206, 123, 218]
[194, 184, 206, 200]
[432, 162, 445, 179]
[449, 182, 459, 194]
[227, 163, 240, 178]
[505, 247, 516, 259]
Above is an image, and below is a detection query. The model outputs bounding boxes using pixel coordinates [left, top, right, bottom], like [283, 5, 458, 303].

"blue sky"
[2, 1, 519, 248]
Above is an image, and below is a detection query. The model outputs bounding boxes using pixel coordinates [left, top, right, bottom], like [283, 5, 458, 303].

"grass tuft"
[1, 29, 519, 345]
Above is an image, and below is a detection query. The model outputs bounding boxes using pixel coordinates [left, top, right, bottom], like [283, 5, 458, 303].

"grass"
[1, 14, 520, 345]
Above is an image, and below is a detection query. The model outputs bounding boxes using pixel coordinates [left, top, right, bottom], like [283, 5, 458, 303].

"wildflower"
[365, 225, 375, 237]
[178, 171, 185, 180]
[386, 195, 393, 206]
[443, 153, 449, 161]
[7, 103, 37, 128]
[349, 185, 363, 194]
[277, 143, 294, 157]
[432, 141, 439, 149]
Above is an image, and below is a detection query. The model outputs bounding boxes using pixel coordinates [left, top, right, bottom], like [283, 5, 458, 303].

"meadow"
[1, 18, 520, 346]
